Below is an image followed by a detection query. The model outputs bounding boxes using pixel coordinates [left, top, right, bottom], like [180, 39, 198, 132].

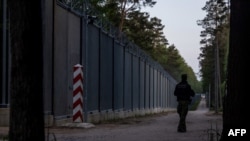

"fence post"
[73, 64, 83, 122]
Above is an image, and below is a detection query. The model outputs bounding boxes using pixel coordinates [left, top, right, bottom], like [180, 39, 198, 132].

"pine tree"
[197, 0, 229, 108]
[8, 0, 44, 140]
[220, 0, 249, 140]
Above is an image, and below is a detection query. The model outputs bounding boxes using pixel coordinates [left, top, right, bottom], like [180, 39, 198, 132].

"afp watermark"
[228, 129, 247, 136]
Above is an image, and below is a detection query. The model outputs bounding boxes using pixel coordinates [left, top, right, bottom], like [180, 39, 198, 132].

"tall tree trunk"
[8, 0, 44, 140]
[220, 0, 249, 140]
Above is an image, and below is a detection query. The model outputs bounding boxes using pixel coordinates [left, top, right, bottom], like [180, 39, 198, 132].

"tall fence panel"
[139, 60, 145, 109]
[54, 5, 80, 118]
[154, 69, 158, 108]
[145, 64, 150, 109]
[149, 67, 154, 108]
[124, 49, 132, 110]
[132, 55, 140, 110]
[86, 24, 100, 112]
[100, 32, 113, 111]
[113, 42, 124, 111]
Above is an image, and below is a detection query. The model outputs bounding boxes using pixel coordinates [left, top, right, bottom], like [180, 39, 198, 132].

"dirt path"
[49, 99, 222, 141]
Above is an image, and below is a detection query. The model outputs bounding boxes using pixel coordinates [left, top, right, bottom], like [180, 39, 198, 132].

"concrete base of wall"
[54, 117, 72, 126]
[0, 108, 176, 127]
[0, 108, 55, 127]
[0, 108, 9, 127]
[86, 108, 176, 124]
[44, 114, 54, 127]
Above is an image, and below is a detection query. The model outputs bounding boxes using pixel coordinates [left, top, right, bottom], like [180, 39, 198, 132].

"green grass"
[0, 134, 9, 141]
[189, 99, 201, 111]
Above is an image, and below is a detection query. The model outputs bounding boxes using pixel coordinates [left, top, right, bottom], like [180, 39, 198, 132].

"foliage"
[90, 0, 156, 34]
[89, 0, 202, 92]
[0, 134, 9, 141]
[189, 97, 201, 111]
[197, 0, 229, 106]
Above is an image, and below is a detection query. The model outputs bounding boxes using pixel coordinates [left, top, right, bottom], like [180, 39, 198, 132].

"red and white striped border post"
[73, 64, 84, 122]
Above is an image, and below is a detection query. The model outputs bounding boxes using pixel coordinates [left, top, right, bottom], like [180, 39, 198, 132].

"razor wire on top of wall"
[56, 0, 176, 83]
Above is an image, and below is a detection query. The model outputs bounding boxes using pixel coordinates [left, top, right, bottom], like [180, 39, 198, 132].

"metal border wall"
[54, 0, 178, 122]
[0, 0, 178, 125]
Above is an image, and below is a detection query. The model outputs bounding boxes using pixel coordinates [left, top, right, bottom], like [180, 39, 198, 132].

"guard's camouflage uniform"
[174, 74, 195, 132]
